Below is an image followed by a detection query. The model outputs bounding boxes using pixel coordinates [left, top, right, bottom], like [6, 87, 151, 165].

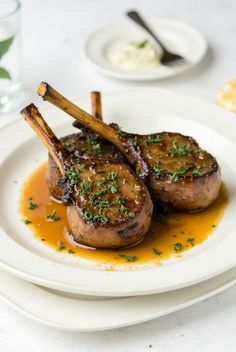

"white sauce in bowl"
[108, 39, 161, 70]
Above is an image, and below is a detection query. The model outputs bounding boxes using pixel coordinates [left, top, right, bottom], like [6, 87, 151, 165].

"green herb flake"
[192, 165, 204, 177]
[120, 204, 128, 213]
[187, 238, 195, 246]
[174, 242, 183, 252]
[89, 189, 107, 206]
[137, 39, 148, 48]
[128, 137, 137, 146]
[152, 248, 162, 256]
[93, 143, 101, 152]
[28, 197, 38, 210]
[68, 248, 76, 254]
[76, 181, 93, 196]
[117, 127, 127, 137]
[146, 135, 163, 144]
[168, 140, 192, 157]
[119, 254, 137, 262]
[153, 166, 164, 176]
[107, 183, 118, 194]
[61, 167, 81, 190]
[23, 219, 31, 225]
[170, 167, 189, 182]
[57, 240, 65, 251]
[99, 177, 107, 185]
[46, 210, 60, 222]
[81, 210, 108, 224]
[107, 172, 117, 181]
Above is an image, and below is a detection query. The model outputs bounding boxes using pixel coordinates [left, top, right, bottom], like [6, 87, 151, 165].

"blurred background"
[19, 0, 234, 103]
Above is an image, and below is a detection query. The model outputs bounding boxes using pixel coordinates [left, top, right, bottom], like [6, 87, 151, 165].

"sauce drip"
[19, 163, 228, 267]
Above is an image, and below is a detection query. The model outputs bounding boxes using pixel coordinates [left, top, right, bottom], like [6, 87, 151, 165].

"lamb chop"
[37, 82, 221, 212]
[48, 91, 123, 201]
[21, 104, 153, 249]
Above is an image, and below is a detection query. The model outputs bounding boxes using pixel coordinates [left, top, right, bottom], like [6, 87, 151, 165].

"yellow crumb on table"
[217, 79, 236, 113]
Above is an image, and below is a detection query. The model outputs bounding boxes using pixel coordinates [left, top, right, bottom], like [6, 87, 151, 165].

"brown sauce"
[19, 162, 228, 267]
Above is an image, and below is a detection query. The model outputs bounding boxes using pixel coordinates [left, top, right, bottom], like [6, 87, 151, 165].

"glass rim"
[0, 0, 21, 20]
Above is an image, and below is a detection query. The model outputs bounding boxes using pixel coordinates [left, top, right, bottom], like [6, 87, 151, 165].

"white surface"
[1, 0, 236, 350]
[1, 88, 236, 296]
[1, 266, 236, 331]
[85, 17, 207, 81]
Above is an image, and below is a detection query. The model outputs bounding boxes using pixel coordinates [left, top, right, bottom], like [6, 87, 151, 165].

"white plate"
[1, 266, 236, 332]
[0, 88, 236, 297]
[84, 17, 207, 81]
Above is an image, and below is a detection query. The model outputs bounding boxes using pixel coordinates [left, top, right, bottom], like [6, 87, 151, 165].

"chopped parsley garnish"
[107, 182, 118, 193]
[63, 143, 74, 151]
[152, 248, 162, 256]
[97, 199, 111, 210]
[153, 166, 164, 176]
[86, 135, 98, 144]
[81, 209, 108, 224]
[120, 204, 129, 213]
[99, 177, 107, 185]
[89, 189, 107, 206]
[28, 197, 38, 210]
[187, 238, 195, 246]
[57, 240, 65, 251]
[92, 142, 101, 153]
[168, 140, 192, 157]
[68, 248, 76, 254]
[97, 172, 118, 193]
[128, 137, 138, 147]
[24, 219, 31, 225]
[170, 167, 189, 182]
[61, 167, 81, 190]
[174, 242, 183, 252]
[76, 181, 93, 196]
[46, 210, 60, 222]
[107, 172, 117, 181]
[119, 254, 137, 262]
[192, 165, 204, 177]
[117, 127, 127, 136]
[146, 135, 163, 144]
[137, 39, 148, 48]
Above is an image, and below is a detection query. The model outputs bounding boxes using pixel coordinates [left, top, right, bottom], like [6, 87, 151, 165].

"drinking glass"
[0, 0, 21, 113]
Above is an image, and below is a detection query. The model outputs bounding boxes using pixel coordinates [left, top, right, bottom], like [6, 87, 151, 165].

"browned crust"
[37, 83, 221, 211]
[67, 182, 152, 248]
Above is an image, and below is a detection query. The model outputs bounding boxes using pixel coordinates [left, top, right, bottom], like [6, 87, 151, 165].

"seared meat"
[21, 104, 153, 249]
[62, 160, 152, 248]
[137, 132, 221, 210]
[47, 132, 123, 201]
[47, 91, 123, 201]
[38, 82, 221, 211]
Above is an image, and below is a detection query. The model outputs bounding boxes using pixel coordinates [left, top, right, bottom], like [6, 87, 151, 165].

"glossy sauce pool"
[19, 163, 228, 267]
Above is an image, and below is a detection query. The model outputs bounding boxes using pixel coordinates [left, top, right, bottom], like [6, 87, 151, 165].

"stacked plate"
[1, 88, 236, 331]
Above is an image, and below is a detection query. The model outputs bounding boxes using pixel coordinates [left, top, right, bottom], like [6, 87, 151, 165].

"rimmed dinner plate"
[1, 266, 236, 331]
[0, 88, 236, 296]
[84, 17, 207, 81]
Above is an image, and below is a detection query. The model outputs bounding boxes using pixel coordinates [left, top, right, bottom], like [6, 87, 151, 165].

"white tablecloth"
[1, 0, 236, 350]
